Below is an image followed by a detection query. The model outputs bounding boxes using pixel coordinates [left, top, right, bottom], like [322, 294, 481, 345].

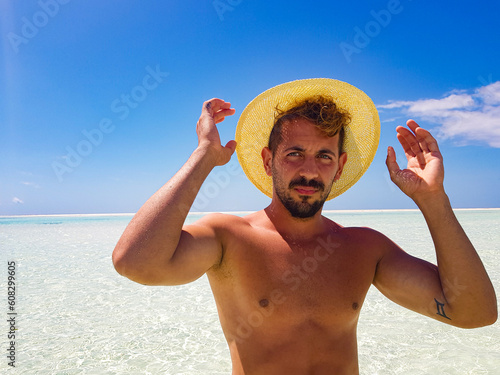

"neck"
[264, 198, 326, 240]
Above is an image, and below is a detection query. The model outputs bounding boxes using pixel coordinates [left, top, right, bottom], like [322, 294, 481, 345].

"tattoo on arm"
[434, 298, 451, 320]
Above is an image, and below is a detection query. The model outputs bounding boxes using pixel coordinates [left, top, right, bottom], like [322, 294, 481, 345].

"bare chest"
[210, 230, 378, 324]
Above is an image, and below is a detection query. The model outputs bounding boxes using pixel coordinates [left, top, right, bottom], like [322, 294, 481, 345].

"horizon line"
[1, 207, 499, 218]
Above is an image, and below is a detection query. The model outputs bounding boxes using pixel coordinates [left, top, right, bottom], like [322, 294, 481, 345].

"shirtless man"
[112, 80, 497, 374]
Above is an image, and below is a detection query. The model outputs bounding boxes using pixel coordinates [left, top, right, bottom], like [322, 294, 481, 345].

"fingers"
[414, 126, 440, 154]
[203, 98, 234, 115]
[202, 98, 236, 124]
[385, 146, 401, 178]
[394, 120, 442, 169]
[202, 98, 231, 113]
[396, 127, 424, 168]
[396, 120, 439, 169]
[224, 140, 237, 155]
[405, 119, 420, 133]
[214, 108, 236, 124]
[402, 120, 439, 152]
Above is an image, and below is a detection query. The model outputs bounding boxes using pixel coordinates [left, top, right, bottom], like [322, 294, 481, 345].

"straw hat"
[235, 78, 380, 200]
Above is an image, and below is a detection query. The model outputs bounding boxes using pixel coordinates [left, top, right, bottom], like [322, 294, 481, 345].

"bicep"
[373, 242, 451, 323]
[169, 222, 223, 282]
[161, 220, 223, 285]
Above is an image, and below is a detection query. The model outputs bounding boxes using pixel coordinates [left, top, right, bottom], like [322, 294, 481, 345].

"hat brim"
[235, 78, 380, 201]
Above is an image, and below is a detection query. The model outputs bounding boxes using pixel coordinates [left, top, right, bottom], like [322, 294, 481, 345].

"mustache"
[289, 177, 325, 191]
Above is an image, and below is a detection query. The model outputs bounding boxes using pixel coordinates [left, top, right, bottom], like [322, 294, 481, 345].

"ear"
[261, 147, 273, 176]
[334, 152, 347, 181]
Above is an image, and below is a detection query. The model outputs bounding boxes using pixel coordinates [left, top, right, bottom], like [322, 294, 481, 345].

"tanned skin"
[113, 98, 497, 374]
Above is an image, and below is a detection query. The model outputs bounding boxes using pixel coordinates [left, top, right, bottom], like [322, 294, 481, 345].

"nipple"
[259, 299, 270, 308]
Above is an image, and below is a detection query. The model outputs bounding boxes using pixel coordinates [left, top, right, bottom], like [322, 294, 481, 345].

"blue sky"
[1, 0, 499, 215]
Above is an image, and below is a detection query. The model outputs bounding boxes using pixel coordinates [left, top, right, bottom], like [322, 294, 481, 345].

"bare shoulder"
[331, 220, 401, 258]
[185, 211, 267, 273]
[327, 217, 394, 245]
[331, 222, 413, 289]
[186, 212, 255, 231]
[342, 225, 391, 242]
[183, 211, 263, 241]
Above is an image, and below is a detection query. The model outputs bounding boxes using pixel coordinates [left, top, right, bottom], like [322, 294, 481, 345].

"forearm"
[112, 146, 216, 279]
[416, 192, 497, 327]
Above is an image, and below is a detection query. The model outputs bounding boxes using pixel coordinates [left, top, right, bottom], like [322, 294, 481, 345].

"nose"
[299, 155, 319, 180]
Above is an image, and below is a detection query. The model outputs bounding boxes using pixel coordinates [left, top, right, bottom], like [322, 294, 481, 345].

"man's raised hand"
[196, 98, 237, 166]
[386, 120, 445, 203]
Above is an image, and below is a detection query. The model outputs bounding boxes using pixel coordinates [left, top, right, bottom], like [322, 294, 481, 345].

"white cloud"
[378, 81, 500, 147]
[476, 81, 500, 105]
[12, 197, 24, 204]
[21, 181, 41, 189]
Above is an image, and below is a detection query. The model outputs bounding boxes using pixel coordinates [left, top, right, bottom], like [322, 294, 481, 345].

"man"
[112, 79, 497, 374]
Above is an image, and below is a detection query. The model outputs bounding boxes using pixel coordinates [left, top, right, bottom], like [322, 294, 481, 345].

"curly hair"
[268, 95, 351, 155]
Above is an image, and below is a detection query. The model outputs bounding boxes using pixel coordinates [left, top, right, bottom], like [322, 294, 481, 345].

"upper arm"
[372, 236, 452, 324]
[161, 214, 226, 286]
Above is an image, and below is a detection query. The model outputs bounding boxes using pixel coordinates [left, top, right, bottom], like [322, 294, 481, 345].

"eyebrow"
[283, 146, 304, 152]
[283, 146, 337, 156]
[318, 148, 337, 156]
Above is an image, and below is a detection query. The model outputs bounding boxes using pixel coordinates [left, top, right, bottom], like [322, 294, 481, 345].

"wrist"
[186, 145, 219, 177]
[196, 138, 235, 167]
[413, 190, 451, 214]
[194, 142, 219, 163]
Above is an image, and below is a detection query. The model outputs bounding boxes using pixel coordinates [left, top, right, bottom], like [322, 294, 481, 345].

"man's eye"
[318, 154, 332, 160]
[287, 152, 301, 157]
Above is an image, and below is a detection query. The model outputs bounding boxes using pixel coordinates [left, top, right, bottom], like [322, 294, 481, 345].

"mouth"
[294, 186, 318, 196]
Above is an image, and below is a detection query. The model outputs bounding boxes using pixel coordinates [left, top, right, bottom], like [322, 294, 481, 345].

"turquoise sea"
[1, 209, 499, 374]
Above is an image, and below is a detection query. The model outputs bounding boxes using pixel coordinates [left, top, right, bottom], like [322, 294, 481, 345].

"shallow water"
[1, 210, 499, 374]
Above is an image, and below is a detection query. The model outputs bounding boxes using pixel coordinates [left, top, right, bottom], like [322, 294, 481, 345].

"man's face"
[262, 118, 347, 219]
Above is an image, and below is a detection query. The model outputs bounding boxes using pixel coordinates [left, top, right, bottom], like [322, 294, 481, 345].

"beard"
[273, 172, 333, 219]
